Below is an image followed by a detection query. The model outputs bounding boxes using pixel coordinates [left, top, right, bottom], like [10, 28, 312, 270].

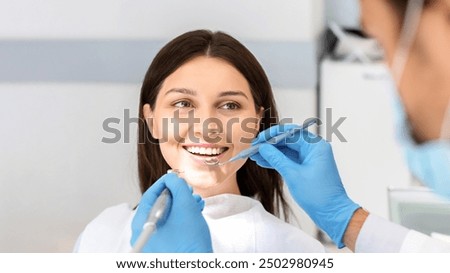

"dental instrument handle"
[225, 145, 261, 163]
[227, 118, 319, 163]
[266, 118, 318, 144]
[131, 188, 171, 253]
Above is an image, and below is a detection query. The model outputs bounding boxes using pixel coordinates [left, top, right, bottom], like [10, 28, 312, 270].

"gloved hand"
[250, 124, 360, 248]
[131, 173, 213, 252]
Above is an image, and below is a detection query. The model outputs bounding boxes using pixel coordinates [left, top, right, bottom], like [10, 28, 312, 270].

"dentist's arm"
[251, 125, 450, 252]
[250, 125, 361, 249]
[342, 208, 369, 251]
[131, 173, 213, 252]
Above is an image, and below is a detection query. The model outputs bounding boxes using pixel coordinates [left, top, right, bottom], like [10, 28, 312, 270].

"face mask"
[388, 0, 450, 199]
[390, 87, 450, 199]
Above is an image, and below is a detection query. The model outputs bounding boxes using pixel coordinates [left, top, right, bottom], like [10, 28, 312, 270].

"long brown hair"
[137, 29, 288, 218]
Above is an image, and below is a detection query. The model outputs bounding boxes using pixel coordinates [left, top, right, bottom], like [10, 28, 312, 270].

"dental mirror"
[204, 157, 221, 166]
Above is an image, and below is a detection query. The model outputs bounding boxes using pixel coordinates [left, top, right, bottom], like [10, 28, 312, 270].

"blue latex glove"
[250, 124, 360, 248]
[131, 173, 213, 252]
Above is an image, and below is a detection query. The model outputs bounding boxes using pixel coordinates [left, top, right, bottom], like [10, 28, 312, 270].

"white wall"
[0, 83, 142, 252]
[325, 0, 360, 29]
[321, 59, 411, 218]
[0, 0, 324, 252]
[0, 0, 323, 41]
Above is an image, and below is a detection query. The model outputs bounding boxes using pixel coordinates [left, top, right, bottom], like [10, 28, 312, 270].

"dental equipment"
[130, 188, 171, 253]
[204, 118, 319, 166]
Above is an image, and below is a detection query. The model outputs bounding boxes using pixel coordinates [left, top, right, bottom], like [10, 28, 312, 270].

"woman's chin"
[170, 160, 241, 196]
[183, 172, 221, 188]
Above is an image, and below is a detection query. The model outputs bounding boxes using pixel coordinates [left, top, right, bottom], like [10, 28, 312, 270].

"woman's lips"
[183, 146, 228, 156]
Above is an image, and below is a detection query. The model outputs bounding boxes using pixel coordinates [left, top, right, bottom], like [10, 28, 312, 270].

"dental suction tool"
[130, 188, 171, 253]
[204, 118, 319, 166]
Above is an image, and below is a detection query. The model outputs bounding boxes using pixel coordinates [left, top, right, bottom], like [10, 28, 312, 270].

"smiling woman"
[74, 30, 325, 252]
[143, 56, 263, 198]
[138, 30, 283, 216]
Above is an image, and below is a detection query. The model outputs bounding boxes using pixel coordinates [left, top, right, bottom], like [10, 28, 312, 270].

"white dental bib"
[74, 194, 325, 252]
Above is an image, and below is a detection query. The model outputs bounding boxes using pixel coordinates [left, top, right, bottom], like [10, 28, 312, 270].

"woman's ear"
[255, 107, 265, 133]
[143, 104, 158, 138]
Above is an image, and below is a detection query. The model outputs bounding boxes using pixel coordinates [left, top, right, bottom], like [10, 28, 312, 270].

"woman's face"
[144, 56, 262, 197]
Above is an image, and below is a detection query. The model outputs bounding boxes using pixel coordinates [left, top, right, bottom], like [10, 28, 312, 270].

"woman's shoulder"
[251, 203, 326, 252]
[203, 194, 325, 252]
[75, 203, 135, 252]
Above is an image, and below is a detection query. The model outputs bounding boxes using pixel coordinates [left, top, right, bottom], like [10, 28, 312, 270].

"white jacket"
[356, 214, 450, 252]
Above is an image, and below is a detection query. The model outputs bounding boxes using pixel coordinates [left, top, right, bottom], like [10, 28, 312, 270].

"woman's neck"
[192, 175, 241, 198]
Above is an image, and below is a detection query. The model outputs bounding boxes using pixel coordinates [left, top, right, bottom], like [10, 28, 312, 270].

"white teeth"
[185, 146, 226, 156]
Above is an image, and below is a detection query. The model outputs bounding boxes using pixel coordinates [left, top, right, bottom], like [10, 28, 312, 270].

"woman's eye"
[220, 102, 240, 110]
[173, 100, 192, 108]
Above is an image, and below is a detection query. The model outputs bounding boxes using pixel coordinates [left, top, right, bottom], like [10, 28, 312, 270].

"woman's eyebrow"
[164, 88, 248, 99]
[164, 88, 197, 96]
[218, 90, 248, 99]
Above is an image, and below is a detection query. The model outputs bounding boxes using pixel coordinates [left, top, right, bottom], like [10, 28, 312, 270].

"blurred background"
[0, 0, 415, 252]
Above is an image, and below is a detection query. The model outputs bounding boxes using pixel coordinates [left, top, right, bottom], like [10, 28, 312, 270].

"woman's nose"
[190, 110, 224, 143]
